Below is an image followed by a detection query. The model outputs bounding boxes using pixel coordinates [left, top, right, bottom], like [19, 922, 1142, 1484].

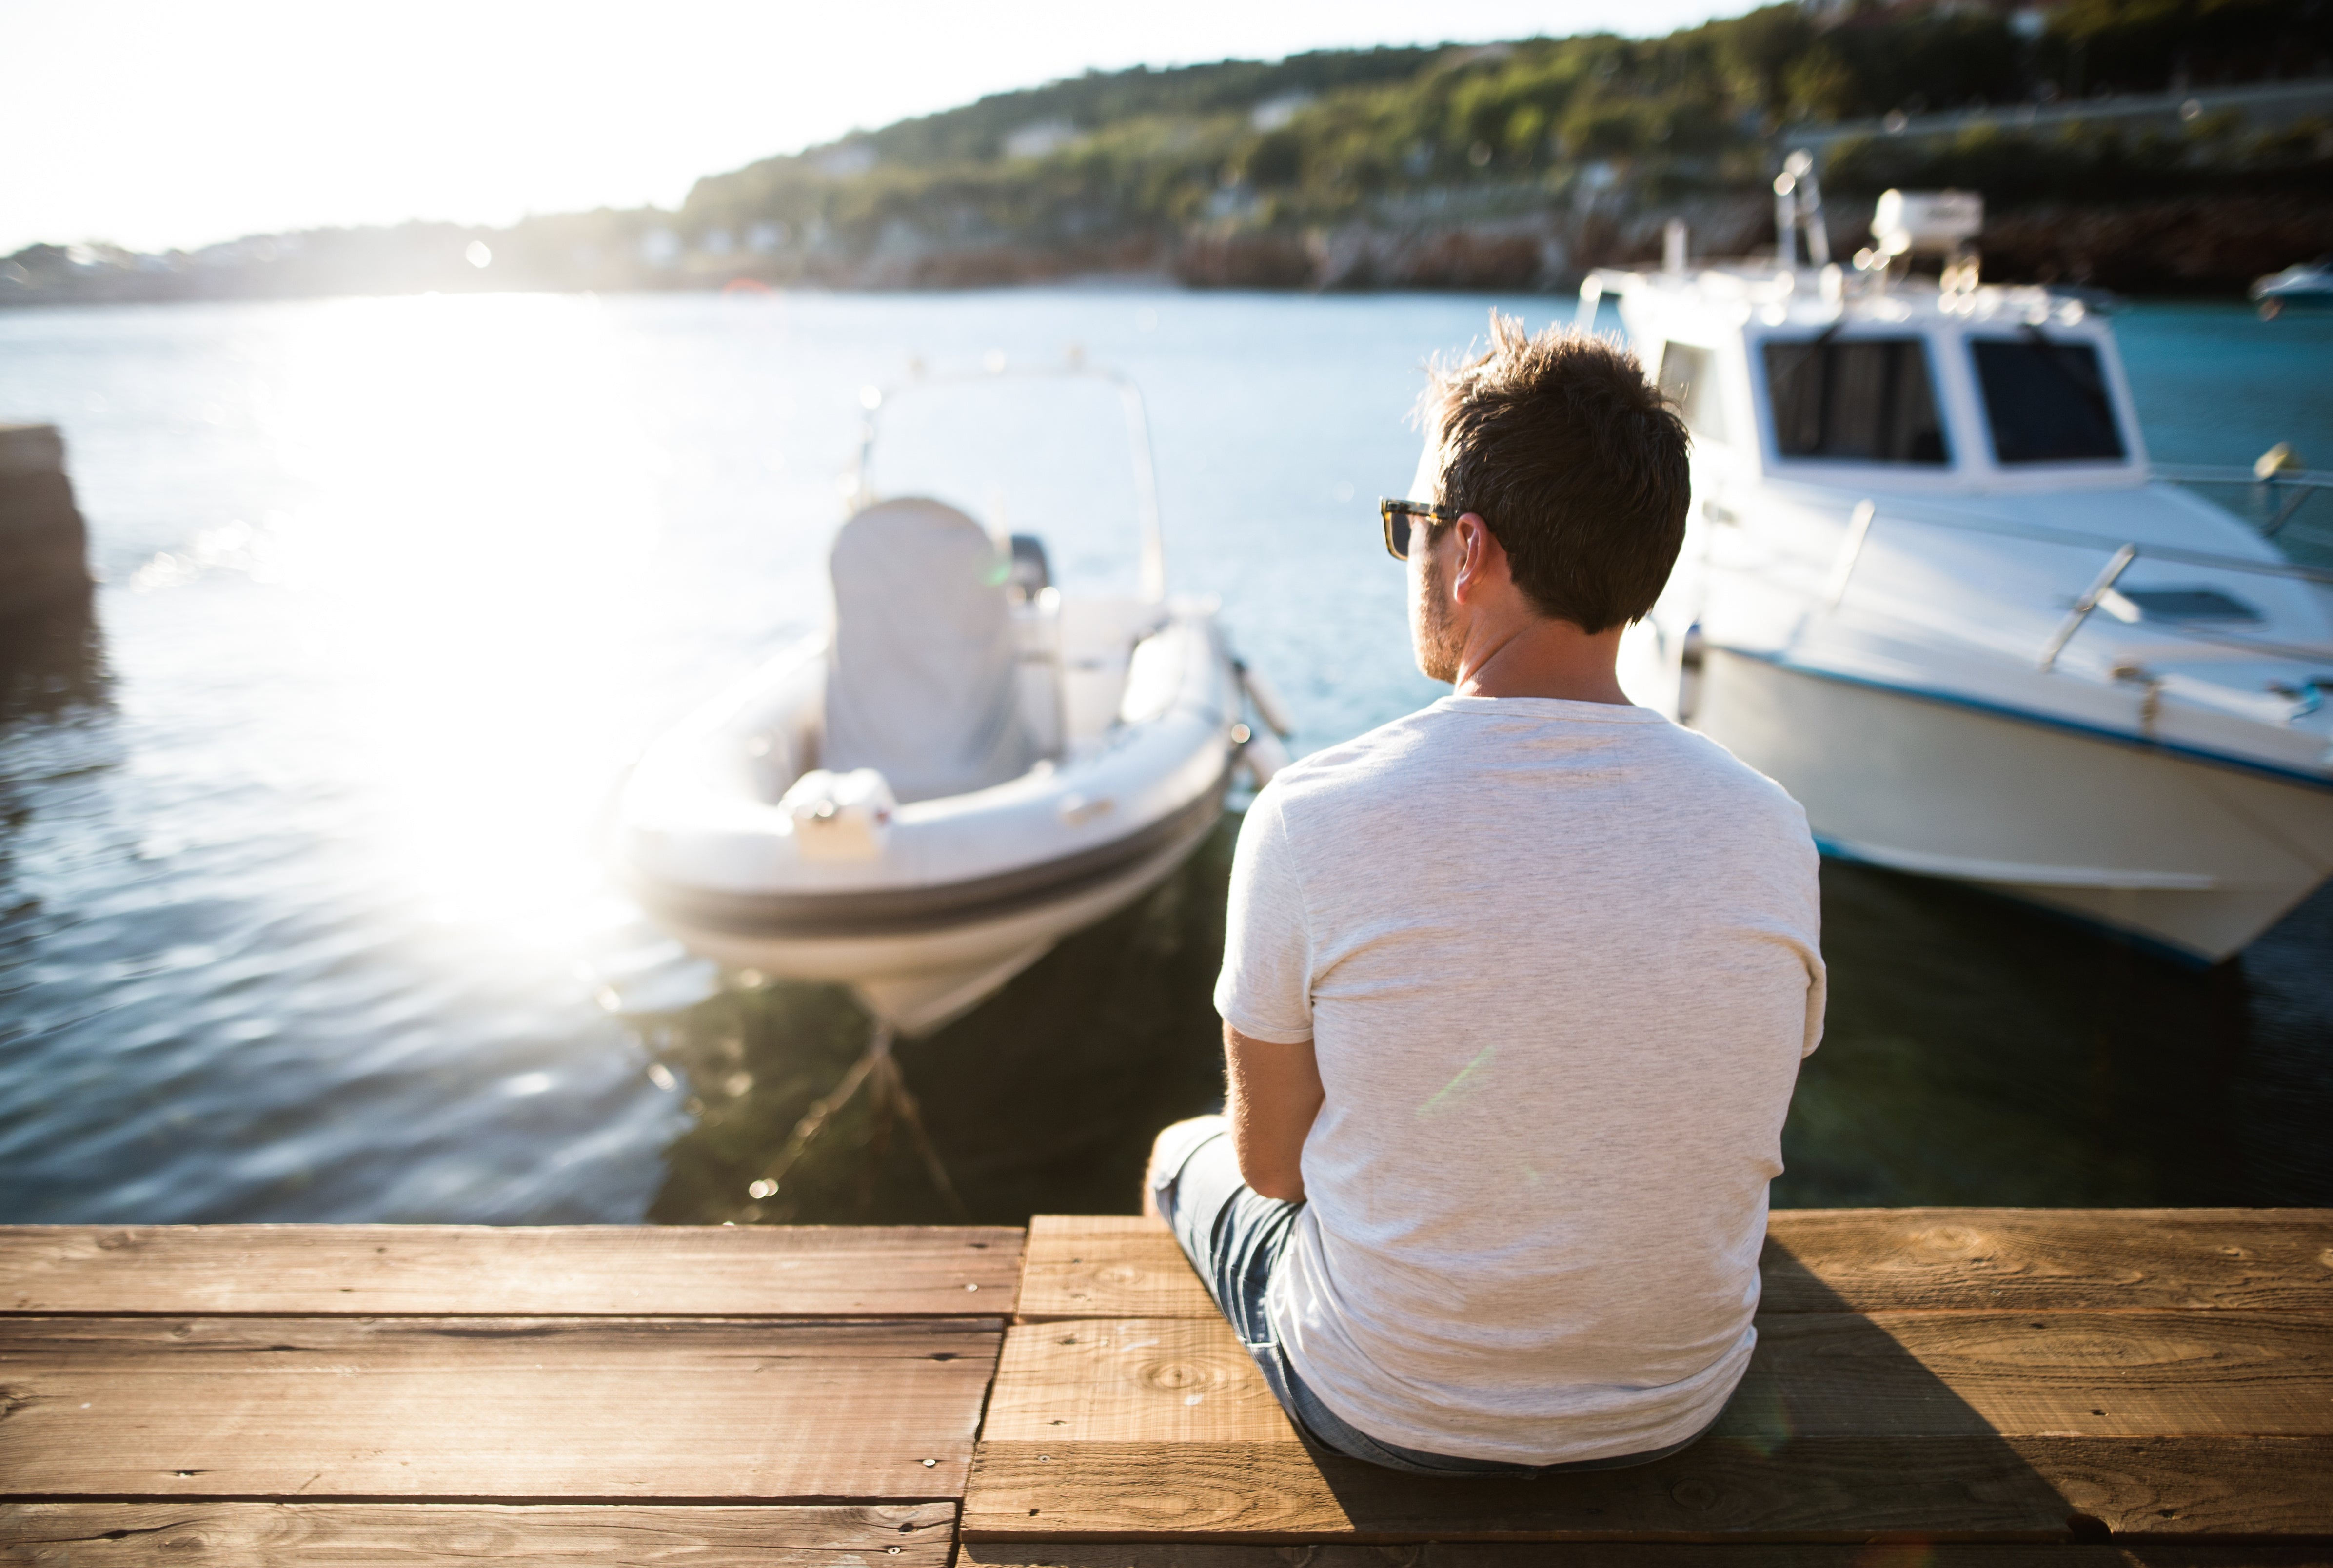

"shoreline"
[9, 191, 2330, 310]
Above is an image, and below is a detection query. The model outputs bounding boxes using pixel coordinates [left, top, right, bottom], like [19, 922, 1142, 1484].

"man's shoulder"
[1262, 706, 1447, 802]
[1266, 701, 1809, 838]
[1653, 718, 1807, 809]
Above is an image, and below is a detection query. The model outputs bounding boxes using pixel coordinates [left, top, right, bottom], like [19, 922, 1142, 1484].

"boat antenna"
[1790, 151, 1831, 267]
[853, 363, 1168, 598]
[1115, 377, 1167, 600]
[852, 384, 882, 510]
[1774, 166, 1799, 270]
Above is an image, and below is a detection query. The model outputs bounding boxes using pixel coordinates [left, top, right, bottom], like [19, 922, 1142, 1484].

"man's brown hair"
[1421, 314, 1690, 634]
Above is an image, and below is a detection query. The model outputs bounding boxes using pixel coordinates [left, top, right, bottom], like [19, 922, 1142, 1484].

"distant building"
[1002, 119, 1078, 160]
[639, 228, 682, 269]
[811, 142, 879, 179]
[1250, 92, 1315, 132]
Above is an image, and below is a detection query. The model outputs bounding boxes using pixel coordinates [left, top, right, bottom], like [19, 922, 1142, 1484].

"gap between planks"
[961, 1546, 2333, 1567]
[963, 1435, 2333, 1542]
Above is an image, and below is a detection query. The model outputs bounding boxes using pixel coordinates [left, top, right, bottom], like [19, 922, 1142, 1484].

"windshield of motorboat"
[1657, 341, 1731, 445]
[863, 373, 1152, 598]
[1968, 334, 2128, 465]
[1762, 336, 1950, 465]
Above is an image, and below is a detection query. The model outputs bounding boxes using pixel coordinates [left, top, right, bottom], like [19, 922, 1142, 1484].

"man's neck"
[1452, 617, 1632, 705]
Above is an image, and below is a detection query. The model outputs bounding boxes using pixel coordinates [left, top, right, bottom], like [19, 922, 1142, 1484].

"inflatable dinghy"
[615, 371, 1289, 1036]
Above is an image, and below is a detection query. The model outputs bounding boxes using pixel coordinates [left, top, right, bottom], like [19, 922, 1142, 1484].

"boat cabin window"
[1969, 337, 2127, 464]
[1657, 341, 1730, 445]
[1762, 336, 1949, 465]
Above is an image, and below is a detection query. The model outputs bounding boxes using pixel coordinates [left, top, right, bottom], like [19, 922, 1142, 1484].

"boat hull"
[634, 775, 1226, 1034]
[1694, 648, 2333, 962]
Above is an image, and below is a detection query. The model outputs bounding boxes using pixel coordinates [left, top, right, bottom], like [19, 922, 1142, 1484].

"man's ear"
[1451, 513, 1504, 603]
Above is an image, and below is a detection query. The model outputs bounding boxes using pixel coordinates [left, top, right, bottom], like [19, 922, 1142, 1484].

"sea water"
[0, 289, 2327, 1223]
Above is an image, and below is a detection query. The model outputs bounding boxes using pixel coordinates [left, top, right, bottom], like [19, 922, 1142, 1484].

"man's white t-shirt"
[1213, 694, 1825, 1466]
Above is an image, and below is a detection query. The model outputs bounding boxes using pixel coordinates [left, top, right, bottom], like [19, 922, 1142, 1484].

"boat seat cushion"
[823, 497, 1036, 804]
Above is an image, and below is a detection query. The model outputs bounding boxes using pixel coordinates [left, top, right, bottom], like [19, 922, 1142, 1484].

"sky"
[5, 0, 1757, 256]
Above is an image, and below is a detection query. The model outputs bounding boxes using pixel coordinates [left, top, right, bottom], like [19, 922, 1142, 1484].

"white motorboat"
[1591, 187, 2333, 963]
[615, 367, 1289, 1036]
[2252, 258, 2333, 318]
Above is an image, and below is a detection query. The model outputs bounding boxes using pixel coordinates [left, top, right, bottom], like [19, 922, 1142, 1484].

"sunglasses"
[1379, 497, 1462, 561]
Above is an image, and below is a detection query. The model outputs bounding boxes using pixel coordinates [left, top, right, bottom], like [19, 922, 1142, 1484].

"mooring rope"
[749, 1019, 968, 1219]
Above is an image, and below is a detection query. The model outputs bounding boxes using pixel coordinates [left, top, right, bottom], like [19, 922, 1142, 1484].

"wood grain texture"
[1017, 1219, 1213, 1323]
[960, 1436, 2333, 1541]
[963, 1546, 2333, 1567]
[0, 1226, 1022, 1317]
[1742, 1309, 2333, 1437]
[981, 1311, 2333, 1446]
[1012, 1214, 2333, 1321]
[0, 1502, 954, 1566]
[1763, 1211, 2333, 1314]
[982, 1320, 1295, 1445]
[0, 1316, 1000, 1500]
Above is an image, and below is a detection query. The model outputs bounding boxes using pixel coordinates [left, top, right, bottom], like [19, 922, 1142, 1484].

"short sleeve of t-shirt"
[1212, 784, 1315, 1044]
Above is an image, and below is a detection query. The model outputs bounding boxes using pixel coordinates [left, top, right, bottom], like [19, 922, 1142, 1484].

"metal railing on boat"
[2154, 459, 2333, 541]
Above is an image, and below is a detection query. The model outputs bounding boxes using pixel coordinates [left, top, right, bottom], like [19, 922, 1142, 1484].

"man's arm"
[1225, 1023, 1324, 1202]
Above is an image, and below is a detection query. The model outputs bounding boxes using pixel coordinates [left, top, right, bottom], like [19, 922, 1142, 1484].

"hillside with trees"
[8, 0, 2330, 304]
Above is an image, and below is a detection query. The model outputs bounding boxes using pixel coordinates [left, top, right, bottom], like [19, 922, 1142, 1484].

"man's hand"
[1225, 1023, 1323, 1202]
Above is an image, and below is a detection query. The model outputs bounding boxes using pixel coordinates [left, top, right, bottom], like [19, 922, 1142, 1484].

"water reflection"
[641, 812, 2333, 1225]
[646, 823, 1235, 1225]
[0, 595, 107, 722]
[0, 292, 2325, 1223]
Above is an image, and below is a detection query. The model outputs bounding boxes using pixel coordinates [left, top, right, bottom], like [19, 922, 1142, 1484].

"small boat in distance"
[616, 365, 1289, 1037]
[1591, 184, 2333, 963]
[2252, 258, 2333, 319]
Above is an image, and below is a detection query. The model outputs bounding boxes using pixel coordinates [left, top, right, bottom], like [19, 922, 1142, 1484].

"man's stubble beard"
[1411, 552, 1464, 684]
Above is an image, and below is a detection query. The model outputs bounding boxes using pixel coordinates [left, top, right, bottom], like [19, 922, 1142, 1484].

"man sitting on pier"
[1147, 314, 1826, 1476]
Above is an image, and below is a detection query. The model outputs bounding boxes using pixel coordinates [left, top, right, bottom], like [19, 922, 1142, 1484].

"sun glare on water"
[205, 293, 666, 943]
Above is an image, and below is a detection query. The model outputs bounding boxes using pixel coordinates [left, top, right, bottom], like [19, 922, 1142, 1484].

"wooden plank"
[0, 1226, 1022, 1317]
[1764, 1211, 2333, 1314]
[1017, 1218, 1213, 1323]
[0, 1316, 1000, 1500]
[983, 1320, 1297, 1445]
[0, 1502, 954, 1566]
[1012, 1214, 2333, 1321]
[978, 1312, 2333, 1447]
[968, 1312, 2333, 1541]
[1743, 1309, 2333, 1437]
[961, 1436, 2333, 1541]
[963, 1546, 2333, 1567]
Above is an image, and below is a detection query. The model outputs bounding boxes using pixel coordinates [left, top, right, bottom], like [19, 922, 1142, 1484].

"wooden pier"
[2, 1210, 2328, 1562]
